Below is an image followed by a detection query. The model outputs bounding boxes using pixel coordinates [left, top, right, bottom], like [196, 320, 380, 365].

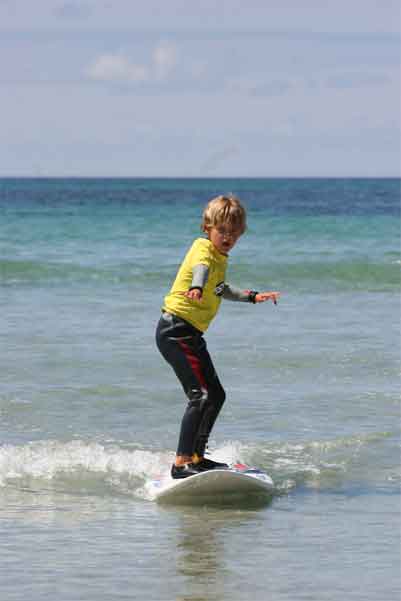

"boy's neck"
[207, 237, 229, 257]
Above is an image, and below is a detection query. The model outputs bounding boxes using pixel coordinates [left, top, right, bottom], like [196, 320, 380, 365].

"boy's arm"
[188, 269, 259, 302]
[184, 264, 209, 300]
[190, 264, 209, 291]
[220, 283, 250, 302]
[222, 284, 280, 305]
[184, 267, 281, 305]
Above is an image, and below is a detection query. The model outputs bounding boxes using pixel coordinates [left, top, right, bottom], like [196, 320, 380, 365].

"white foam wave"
[0, 440, 174, 495]
[1, 432, 393, 499]
[210, 436, 374, 491]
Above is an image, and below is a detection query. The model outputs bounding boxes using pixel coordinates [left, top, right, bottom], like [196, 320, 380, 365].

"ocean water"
[0, 178, 400, 601]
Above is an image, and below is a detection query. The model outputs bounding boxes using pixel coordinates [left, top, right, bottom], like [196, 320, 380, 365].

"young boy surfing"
[156, 195, 280, 479]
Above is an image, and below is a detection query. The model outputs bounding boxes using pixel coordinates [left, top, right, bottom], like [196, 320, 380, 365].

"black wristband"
[248, 290, 259, 304]
[189, 286, 203, 294]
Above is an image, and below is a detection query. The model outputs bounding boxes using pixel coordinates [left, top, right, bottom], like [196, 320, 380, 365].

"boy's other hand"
[255, 291, 280, 305]
[183, 288, 203, 302]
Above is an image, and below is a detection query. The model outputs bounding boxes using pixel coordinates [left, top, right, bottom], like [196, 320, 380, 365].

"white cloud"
[87, 42, 178, 85]
[152, 42, 177, 80]
[87, 53, 149, 83]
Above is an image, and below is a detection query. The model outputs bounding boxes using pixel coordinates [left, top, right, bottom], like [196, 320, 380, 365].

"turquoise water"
[1, 178, 400, 600]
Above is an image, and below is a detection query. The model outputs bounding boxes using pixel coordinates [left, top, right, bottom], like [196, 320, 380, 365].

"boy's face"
[206, 225, 242, 255]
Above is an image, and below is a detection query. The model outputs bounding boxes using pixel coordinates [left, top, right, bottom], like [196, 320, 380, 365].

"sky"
[1, 1, 400, 177]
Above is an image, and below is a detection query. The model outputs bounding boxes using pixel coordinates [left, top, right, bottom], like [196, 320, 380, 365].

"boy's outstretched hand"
[255, 291, 280, 305]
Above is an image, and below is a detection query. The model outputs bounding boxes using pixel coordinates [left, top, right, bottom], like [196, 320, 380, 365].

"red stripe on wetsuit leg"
[178, 340, 208, 391]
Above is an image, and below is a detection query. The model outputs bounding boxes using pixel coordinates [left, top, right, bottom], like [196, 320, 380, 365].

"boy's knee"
[186, 385, 225, 409]
[186, 387, 207, 408]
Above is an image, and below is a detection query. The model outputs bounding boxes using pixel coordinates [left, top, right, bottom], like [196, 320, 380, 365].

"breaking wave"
[0, 432, 397, 502]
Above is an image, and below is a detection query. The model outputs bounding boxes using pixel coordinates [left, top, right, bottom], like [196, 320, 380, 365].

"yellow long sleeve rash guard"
[163, 238, 251, 332]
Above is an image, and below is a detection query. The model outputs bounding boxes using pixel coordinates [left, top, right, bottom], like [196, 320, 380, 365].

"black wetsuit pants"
[156, 312, 226, 458]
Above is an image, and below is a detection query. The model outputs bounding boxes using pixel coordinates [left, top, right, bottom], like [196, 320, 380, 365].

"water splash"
[0, 440, 173, 497]
[1, 431, 397, 500]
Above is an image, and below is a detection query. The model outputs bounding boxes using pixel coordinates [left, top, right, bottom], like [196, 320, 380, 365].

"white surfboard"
[149, 463, 274, 504]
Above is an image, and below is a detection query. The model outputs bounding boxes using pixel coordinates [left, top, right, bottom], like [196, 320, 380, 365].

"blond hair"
[201, 194, 247, 234]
